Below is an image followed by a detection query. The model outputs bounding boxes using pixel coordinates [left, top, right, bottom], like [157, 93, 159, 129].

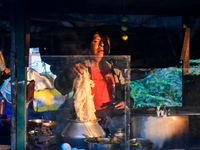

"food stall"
[1, 0, 200, 150]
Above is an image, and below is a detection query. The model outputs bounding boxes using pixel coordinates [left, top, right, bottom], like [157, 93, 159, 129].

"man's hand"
[71, 63, 86, 77]
[4, 68, 10, 75]
[113, 101, 125, 110]
[1, 67, 10, 75]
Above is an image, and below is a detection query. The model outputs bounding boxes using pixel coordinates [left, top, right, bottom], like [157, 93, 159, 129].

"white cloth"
[27, 68, 54, 91]
[0, 77, 11, 103]
[1, 68, 64, 109]
[74, 69, 97, 121]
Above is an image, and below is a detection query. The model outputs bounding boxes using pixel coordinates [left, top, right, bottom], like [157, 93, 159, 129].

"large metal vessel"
[61, 119, 106, 148]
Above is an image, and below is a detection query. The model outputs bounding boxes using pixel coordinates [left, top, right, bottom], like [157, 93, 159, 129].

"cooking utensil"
[28, 119, 57, 128]
[61, 119, 106, 149]
[110, 128, 125, 141]
[82, 134, 99, 143]
[85, 137, 121, 150]
[0, 98, 6, 114]
[127, 138, 153, 149]
[28, 129, 55, 147]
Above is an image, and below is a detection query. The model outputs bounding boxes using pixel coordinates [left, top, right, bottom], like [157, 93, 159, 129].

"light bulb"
[122, 34, 128, 41]
[121, 15, 128, 22]
[121, 26, 128, 31]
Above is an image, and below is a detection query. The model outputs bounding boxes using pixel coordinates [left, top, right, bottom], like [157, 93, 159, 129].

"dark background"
[0, 0, 200, 69]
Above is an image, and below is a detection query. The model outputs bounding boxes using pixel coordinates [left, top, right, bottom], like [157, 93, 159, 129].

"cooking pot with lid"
[61, 119, 106, 149]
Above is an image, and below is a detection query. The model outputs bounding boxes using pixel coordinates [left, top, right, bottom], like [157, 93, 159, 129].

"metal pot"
[110, 128, 125, 142]
[85, 138, 121, 150]
[127, 138, 153, 150]
[28, 130, 56, 147]
[61, 119, 106, 149]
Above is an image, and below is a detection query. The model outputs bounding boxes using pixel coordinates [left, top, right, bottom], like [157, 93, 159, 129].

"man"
[54, 30, 126, 125]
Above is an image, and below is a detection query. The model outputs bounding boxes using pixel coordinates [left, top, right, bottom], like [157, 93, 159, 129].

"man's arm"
[54, 68, 75, 95]
[54, 62, 87, 95]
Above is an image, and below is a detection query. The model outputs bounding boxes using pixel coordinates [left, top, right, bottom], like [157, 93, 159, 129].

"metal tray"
[28, 119, 57, 127]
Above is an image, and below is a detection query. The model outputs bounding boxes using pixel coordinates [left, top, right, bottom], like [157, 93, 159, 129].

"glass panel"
[26, 55, 131, 150]
[130, 68, 200, 150]
[131, 67, 182, 108]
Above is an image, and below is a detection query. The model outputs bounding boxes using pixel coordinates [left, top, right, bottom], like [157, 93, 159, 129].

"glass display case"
[25, 55, 131, 149]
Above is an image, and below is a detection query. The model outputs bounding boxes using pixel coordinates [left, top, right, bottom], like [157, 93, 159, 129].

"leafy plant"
[130, 67, 182, 108]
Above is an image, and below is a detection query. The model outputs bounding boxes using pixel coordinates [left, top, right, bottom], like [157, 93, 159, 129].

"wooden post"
[180, 25, 190, 75]
[16, 0, 27, 149]
[181, 16, 191, 107]
[10, 0, 17, 149]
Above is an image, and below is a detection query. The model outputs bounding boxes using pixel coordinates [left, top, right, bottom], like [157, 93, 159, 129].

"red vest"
[91, 64, 115, 110]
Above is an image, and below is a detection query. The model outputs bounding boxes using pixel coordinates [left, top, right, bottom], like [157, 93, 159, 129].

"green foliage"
[130, 67, 182, 108]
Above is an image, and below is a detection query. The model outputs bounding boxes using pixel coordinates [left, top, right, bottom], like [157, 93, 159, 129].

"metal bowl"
[127, 138, 153, 149]
[28, 119, 57, 127]
[85, 138, 121, 150]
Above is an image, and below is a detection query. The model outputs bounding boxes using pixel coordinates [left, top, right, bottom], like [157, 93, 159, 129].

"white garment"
[27, 68, 54, 91]
[1, 68, 64, 110]
[0, 78, 11, 103]
[73, 69, 97, 121]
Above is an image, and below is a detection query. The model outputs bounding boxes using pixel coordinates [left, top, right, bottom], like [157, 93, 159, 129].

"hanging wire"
[123, 0, 126, 14]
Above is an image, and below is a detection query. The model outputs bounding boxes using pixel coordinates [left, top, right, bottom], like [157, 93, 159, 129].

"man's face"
[91, 34, 110, 56]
